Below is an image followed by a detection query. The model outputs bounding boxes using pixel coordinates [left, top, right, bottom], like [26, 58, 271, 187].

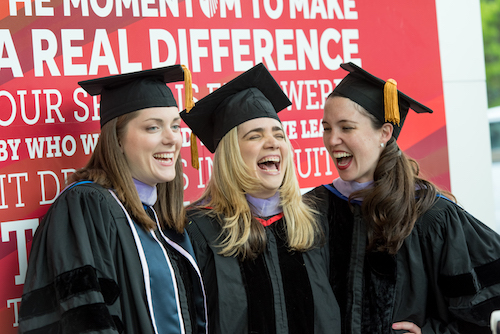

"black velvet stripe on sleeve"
[439, 258, 500, 298]
[438, 273, 476, 298]
[55, 265, 101, 300]
[20, 265, 120, 320]
[475, 258, 500, 288]
[240, 255, 276, 334]
[19, 282, 58, 320]
[98, 277, 121, 305]
[271, 220, 314, 334]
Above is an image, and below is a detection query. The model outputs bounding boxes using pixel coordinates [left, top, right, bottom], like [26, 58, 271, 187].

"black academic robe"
[186, 208, 341, 334]
[307, 185, 500, 334]
[19, 182, 206, 334]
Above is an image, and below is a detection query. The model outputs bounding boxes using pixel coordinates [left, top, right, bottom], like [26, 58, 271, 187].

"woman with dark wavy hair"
[307, 62, 500, 334]
[19, 66, 207, 334]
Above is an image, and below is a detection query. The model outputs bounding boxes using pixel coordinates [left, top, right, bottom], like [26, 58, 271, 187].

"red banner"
[0, 0, 447, 331]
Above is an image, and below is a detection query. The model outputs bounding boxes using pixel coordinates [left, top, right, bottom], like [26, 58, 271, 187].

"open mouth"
[333, 152, 353, 168]
[257, 156, 280, 172]
[153, 153, 174, 162]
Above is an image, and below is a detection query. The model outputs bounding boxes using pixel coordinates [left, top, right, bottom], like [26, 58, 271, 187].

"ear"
[380, 123, 393, 144]
[118, 140, 124, 153]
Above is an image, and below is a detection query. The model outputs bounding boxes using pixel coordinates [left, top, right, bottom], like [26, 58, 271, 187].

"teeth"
[258, 156, 280, 164]
[154, 153, 174, 159]
[333, 152, 352, 159]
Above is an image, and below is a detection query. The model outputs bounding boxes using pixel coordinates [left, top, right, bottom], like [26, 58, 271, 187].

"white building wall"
[435, 0, 496, 229]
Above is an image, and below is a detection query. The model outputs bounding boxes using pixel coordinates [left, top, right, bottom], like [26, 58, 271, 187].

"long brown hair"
[329, 94, 455, 254]
[70, 111, 185, 232]
[192, 126, 321, 260]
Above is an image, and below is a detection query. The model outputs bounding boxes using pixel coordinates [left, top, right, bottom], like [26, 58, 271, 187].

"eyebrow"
[242, 126, 284, 138]
[322, 119, 357, 125]
[143, 116, 181, 123]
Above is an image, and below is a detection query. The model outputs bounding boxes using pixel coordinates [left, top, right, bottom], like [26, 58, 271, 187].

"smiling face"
[120, 106, 182, 187]
[237, 117, 289, 199]
[322, 96, 392, 183]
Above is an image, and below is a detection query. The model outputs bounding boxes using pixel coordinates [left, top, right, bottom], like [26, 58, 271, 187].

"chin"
[259, 179, 282, 190]
[156, 173, 176, 184]
[261, 185, 281, 195]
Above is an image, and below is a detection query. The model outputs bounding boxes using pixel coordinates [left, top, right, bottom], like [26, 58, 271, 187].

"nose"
[324, 129, 341, 147]
[162, 127, 180, 146]
[264, 134, 280, 149]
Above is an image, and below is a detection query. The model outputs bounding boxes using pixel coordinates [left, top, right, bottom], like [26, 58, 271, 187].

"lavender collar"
[246, 192, 282, 217]
[133, 179, 157, 206]
[332, 178, 373, 200]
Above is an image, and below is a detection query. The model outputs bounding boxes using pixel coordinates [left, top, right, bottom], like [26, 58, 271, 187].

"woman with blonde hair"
[181, 63, 340, 334]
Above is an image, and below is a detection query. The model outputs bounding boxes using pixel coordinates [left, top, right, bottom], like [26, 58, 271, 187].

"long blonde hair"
[70, 111, 186, 232]
[193, 126, 321, 260]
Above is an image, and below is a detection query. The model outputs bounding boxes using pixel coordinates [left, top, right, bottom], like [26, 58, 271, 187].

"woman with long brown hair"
[181, 63, 340, 334]
[308, 62, 500, 334]
[19, 66, 207, 334]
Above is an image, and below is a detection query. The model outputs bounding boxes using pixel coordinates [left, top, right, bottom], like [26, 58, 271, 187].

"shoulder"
[29, 183, 130, 266]
[59, 182, 112, 202]
[417, 196, 468, 226]
[305, 184, 349, 203]
[304, 186, 338, 234]
[304, 185, 351, 217]
[414, 196, 495, 240]
[186, 207, 219, 227]
[67, 183, 124, 214]
[42, 182, 127, 229]
[304, 185, 330, 200]
[185, 207, 222, 244]
[186, 206, 211, 219]
[304, 185, 334, 210]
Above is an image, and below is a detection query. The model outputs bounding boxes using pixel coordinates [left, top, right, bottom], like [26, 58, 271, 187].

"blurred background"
[482, 0, 500, 229]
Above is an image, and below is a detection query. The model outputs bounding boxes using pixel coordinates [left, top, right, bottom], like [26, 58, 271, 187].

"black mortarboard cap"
[334, 62, 433, 139]
[78, 65, 193, 128]
[180, 63, 291, 162]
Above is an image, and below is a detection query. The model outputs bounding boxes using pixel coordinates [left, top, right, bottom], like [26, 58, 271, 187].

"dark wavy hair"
[70, 111, 186, 232]
[329, 93, 455, 254]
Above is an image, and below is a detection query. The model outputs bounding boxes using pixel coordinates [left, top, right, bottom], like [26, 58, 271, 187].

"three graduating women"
[21, 60, 500, 334]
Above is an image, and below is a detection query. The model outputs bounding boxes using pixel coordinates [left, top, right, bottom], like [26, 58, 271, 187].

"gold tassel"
[190, 132, 199, 170]
[181, 65, 199, 169]
[181, 65, 195, 112]
[384, 78, 400, 125]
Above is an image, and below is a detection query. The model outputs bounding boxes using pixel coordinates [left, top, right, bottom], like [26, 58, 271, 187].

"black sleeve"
[19, 184, 124, 334]
[419, 198, 500, 332]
